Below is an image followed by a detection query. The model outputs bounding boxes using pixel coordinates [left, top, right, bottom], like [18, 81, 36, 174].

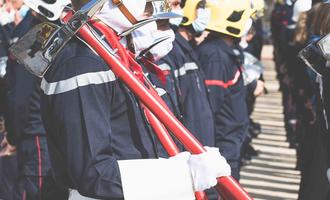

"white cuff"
[118, 159, 195, 200]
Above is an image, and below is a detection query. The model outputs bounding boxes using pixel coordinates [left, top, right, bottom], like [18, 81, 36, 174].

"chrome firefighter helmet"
[23, 0, 71, 21]
[242, 52, 264, 85]
[206, 0, 256, 38]
[10, 0, 106, 77]
[299, 33, 330, 76]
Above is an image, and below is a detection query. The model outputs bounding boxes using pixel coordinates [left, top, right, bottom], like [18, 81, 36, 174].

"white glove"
[170, 151, 191, 162]
[0, 57, 8, 78]
[188, 147, 231, 192]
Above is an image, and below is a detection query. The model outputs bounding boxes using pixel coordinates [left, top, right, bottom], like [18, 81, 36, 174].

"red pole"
[92, 22, 181, 157]
[142, 106, 208, 200]
[77, 24, 252, 200]
[93, 22, 208, 200]
[143, 105, 180, 156]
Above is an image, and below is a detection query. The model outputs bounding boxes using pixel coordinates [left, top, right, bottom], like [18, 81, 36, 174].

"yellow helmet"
[252, 0, 265, 18]
[181, 0, 204, 26]
[206, 0, 256, 38]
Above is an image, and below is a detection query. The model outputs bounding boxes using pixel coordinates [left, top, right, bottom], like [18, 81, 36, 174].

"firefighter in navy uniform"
[24, 0, 231, 199]
[2, 1, 70, 199]
[0, 1, 17, 199]
[239, 0, 265, 164]
[155, 0, 215, 147]
[244, 0, 265, 60]
[197, 0, 255, 181]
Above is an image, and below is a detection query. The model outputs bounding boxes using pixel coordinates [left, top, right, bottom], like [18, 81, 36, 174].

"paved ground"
[240, 45, 301, 200]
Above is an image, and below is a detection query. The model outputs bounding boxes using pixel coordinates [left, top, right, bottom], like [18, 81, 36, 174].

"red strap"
[90, 21, 167, 91]
[140, 57, 167, 85]
[205, 69, 241, 89]
[35, 136, 43, 190]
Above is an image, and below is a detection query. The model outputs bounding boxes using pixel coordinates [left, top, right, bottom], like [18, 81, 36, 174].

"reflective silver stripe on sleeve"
[174, 62, 199, 77]
[158, 63, 171, 71]
[41, 70, 117, 95]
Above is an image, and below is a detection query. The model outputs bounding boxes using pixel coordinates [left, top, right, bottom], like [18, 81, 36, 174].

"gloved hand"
[0, 57, 8, 78]
[188, 147, 231, 191]
[192, 8, 211, 33]
[169, 151, 191, 162]
[170, 147, 231, 192]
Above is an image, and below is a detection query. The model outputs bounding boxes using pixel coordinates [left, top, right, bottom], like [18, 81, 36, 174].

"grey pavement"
[240, 45, 301, 200]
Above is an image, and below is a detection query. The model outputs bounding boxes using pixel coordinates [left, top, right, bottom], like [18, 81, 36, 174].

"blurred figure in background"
[297, 3, 330, 200]
[271, 0, 298, 149]
[271, 1, 330, 199]
[0, 0, 20, 199]
[295, 3, 322, 199]
[1, 0, 69, 199]
[239, 0, 266, 165]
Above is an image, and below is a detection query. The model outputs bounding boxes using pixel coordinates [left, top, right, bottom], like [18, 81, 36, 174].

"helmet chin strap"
[112, 0, 172, 26]
[112, 0, 138, 24]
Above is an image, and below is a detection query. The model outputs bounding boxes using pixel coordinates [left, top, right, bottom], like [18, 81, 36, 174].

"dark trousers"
[13, 136, 68, 200]
[13, 176, 42, 200]
[13, 175, 68, 200]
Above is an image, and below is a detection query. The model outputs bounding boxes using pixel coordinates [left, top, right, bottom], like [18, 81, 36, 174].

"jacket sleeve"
[5, 60, 44, 145]
[42, 57, 124, 199]
[201, 60, 229, 114]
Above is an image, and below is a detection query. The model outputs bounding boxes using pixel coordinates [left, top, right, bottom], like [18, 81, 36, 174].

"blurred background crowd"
[271, 0, 330, 199]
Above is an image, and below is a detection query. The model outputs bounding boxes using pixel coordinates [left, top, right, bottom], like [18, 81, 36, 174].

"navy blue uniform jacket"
[41, 38, 158, 199]
[197, 37, 249, 167]
[156, 32, 215, 147]
[5, 12, 46, 145]
[4, 12, 52, 177]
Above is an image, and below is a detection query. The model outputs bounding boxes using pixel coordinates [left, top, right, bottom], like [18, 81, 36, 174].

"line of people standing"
[271, 0, 330, 199]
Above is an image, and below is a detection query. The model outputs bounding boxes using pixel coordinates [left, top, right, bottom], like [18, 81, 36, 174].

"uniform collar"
[210, 37, 244, 66]
[214, 37, 237, 57]
[174, 32, 194, 53]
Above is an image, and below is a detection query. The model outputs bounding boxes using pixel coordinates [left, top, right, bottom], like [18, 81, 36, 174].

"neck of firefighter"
[178, 26, 193, 41]
[222, 34, 235, 47]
